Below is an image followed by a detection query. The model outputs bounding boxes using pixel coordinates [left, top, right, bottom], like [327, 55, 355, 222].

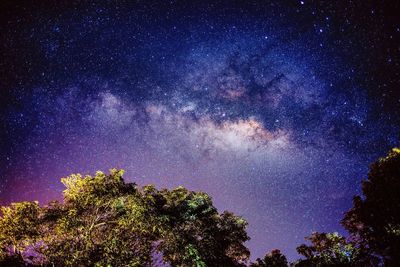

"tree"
[293, 232, 358, 267]
[0, 169, 250, 266]
[140, 185, 249, 266]
[0, 201, 42, 266]
[43, 170, 156, 266]
[342, 148, 400, 266]
[4, 148, 399, 266]
[250, 249, 288, 267]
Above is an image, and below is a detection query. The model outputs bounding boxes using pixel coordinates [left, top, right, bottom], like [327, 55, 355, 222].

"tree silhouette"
[250, 249, 288, 267]
[342, 148, 400, 266]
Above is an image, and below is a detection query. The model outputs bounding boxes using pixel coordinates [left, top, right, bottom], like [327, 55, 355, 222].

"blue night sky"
[1, 0, 399, 261]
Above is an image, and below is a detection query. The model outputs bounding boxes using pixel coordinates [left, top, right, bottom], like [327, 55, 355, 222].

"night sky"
[1, 0, 399, 261]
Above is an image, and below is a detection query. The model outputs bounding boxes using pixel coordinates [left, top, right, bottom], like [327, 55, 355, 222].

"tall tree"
[342, 148, 400, 266]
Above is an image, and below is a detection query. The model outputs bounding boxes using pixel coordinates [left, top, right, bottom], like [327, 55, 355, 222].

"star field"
[1, 0, 399, 261]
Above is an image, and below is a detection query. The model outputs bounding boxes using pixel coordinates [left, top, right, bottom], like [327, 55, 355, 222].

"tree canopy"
[293, 232, 358, 267]
[1, 148, 399, 266]
[0, 169, 249, 266]
[250, 249, 287, 267]
[342, 148, 400, 266]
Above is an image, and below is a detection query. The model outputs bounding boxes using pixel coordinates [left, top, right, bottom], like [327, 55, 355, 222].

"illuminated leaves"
[0, 169, 250, 266]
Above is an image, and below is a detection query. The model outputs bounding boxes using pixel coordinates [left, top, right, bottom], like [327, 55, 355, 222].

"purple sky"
[1, 1, 399, 261]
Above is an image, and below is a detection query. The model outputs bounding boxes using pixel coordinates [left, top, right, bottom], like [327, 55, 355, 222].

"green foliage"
[0, 201, 41, 265]
[293, 232, 358, 267]
[342, 148, 400, 266]
[1, 148, 399, 266]
[184, 244, 206, 267]
[0, 169, 250, 266]
[148, 186, 250, 266]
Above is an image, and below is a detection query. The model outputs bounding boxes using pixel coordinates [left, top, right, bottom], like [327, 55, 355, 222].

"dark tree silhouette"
[250, 249, 288, 267]
[342, 148, 400, 266]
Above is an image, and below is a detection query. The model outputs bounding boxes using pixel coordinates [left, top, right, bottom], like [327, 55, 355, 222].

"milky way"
[1, 1, 399, 260]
